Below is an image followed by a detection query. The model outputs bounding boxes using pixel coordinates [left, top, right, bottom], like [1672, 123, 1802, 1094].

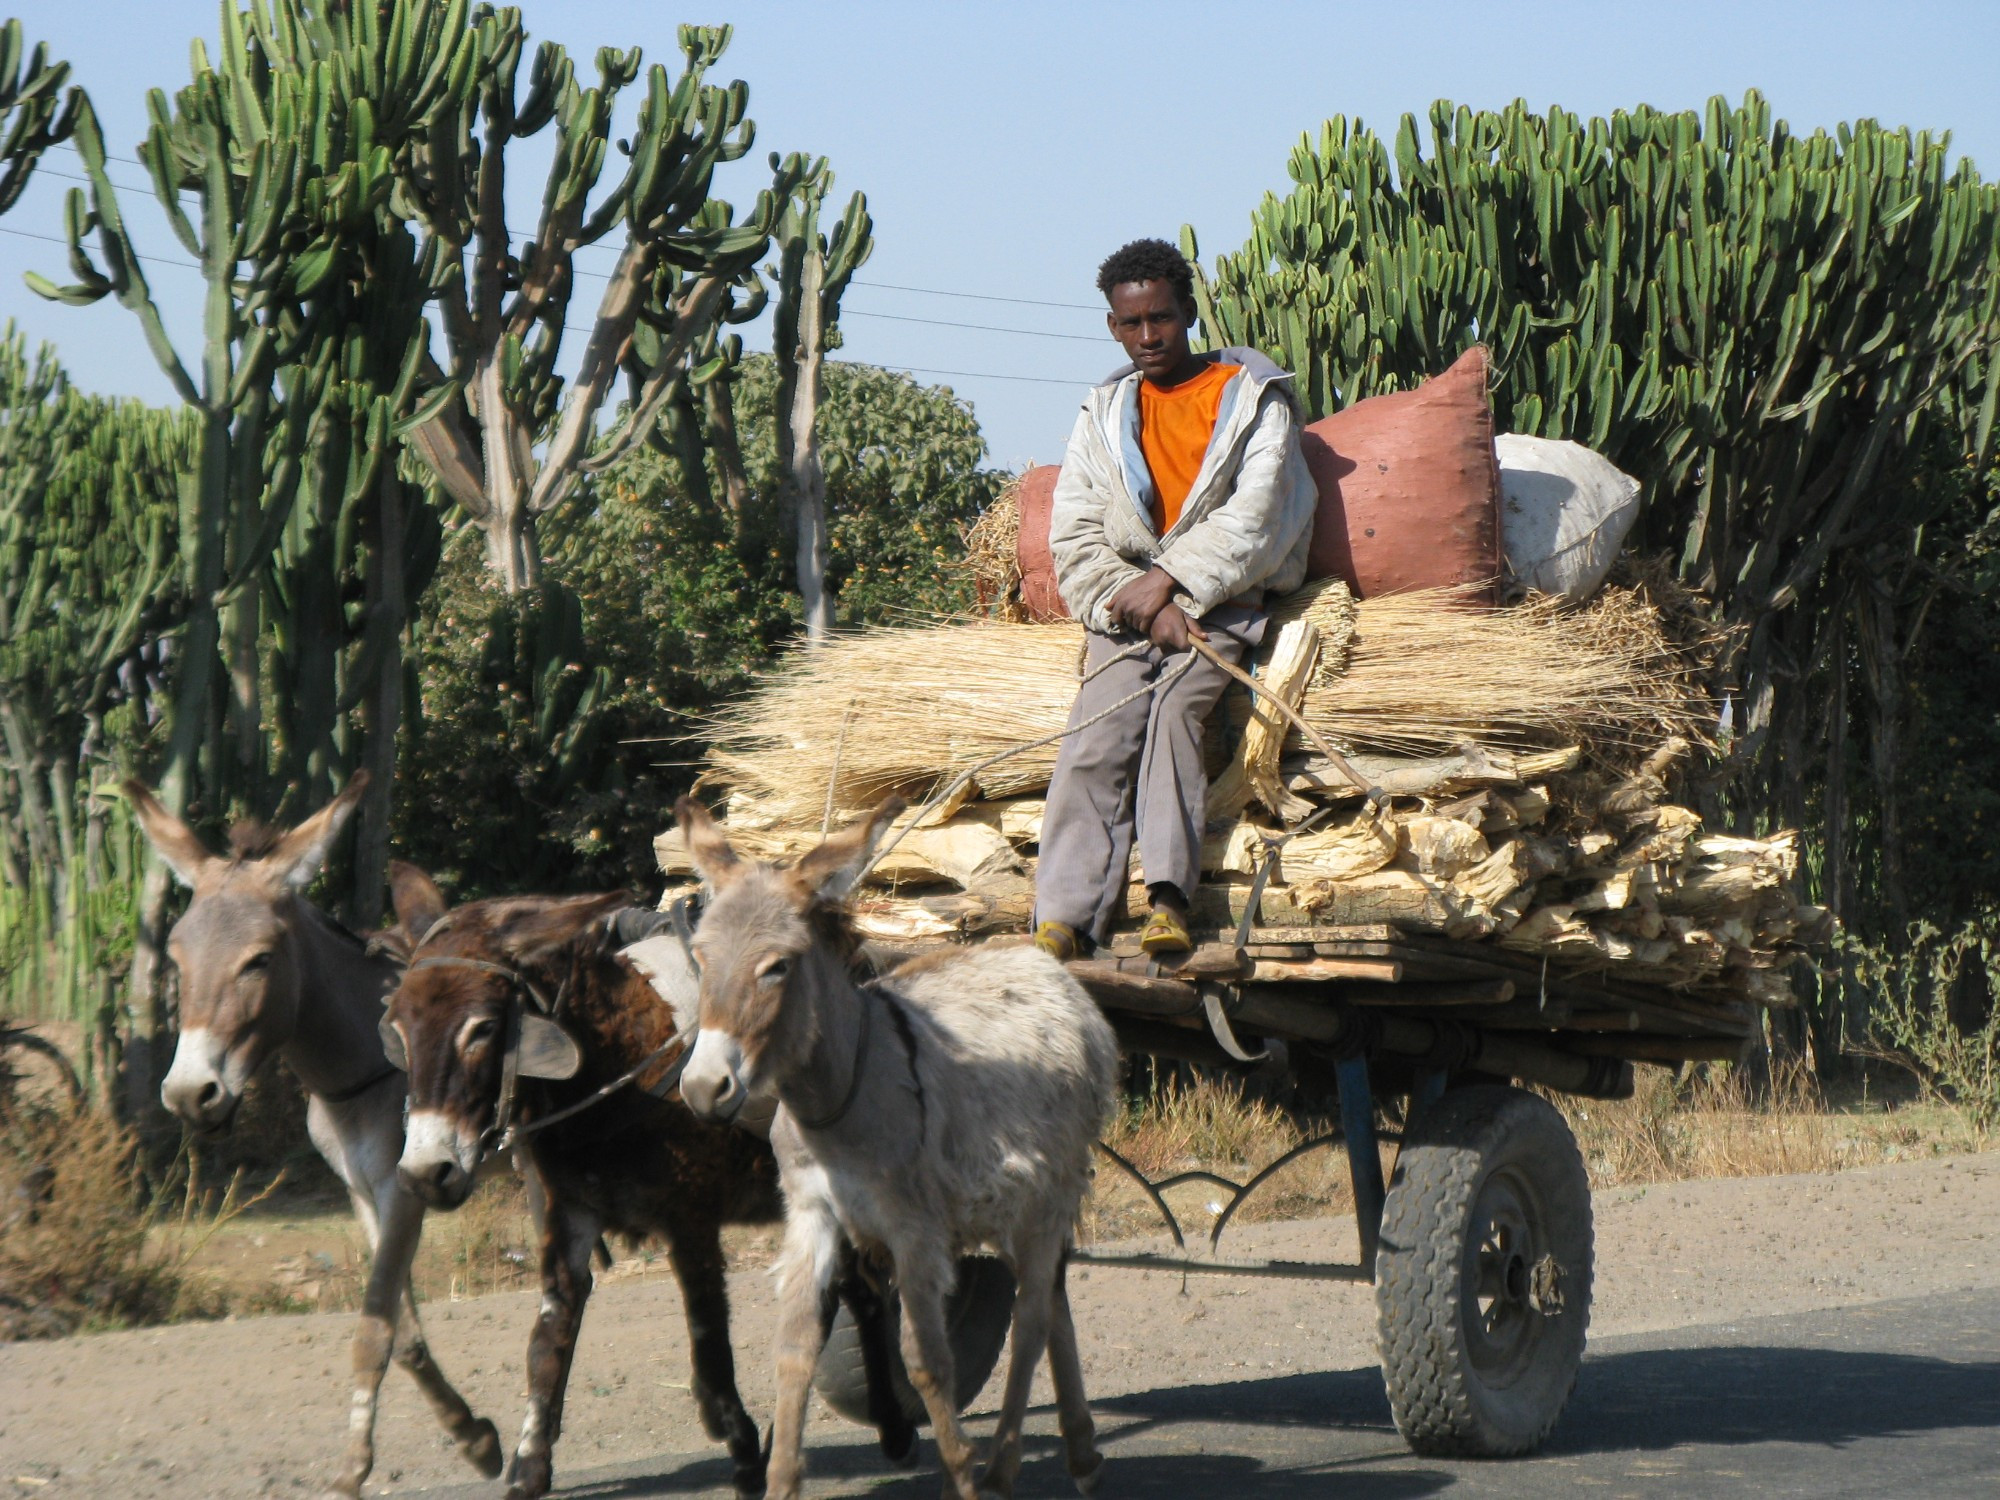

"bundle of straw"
[704, 582, 1700, 830]
[1299, 585, 1710, 758]
[959, 475, 1026, 623]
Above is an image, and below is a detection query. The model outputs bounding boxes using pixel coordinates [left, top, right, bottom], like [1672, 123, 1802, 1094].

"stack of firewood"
[658, 579, 1832, 1008]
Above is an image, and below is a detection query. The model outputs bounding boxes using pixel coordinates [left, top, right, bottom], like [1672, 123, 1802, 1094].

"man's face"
[1106, 280, 1198, 383]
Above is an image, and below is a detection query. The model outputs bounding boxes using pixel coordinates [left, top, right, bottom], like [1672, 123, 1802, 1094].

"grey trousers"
[1035, 603, 1268, 944]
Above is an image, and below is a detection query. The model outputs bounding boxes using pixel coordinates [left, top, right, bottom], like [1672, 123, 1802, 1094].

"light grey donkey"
[128, 775, 501, 1500]
[675, 793, 1118, 1500]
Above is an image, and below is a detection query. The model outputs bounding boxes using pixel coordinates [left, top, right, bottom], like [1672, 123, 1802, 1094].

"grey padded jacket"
[1049, 345, 1317, 634]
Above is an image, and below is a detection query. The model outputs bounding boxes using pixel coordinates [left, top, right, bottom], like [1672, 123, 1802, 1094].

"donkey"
[382, 868, 788, 1500]
[127, 775, 501, 1500]
[676, 794, 1119, 1500]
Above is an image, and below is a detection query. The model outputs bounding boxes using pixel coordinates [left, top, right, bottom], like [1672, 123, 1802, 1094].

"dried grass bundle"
[960, 475, 1025, 622]
[1300, 585, 1711, 756]
[705, 620, 1084, 826]
[705, 579, 1699, 829]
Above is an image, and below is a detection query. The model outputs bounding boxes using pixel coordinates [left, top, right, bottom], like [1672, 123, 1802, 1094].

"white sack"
[1496, 433, 1643, 602]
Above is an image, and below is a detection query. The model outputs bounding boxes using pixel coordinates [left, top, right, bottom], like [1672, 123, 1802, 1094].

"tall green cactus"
[1187, 93, 2000, 910]
[0, 327, 190, 1058]
[398, 14, 798, 590]
[769, 156, 872, 639]
[27, 2, 480, 1047]
[0, 19, 78, 214]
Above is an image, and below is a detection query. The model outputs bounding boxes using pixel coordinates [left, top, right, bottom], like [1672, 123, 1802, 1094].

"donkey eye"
[759, 957, 789, 985]
[463, 1017, 499, 1051]
[240, 952, 271, 975]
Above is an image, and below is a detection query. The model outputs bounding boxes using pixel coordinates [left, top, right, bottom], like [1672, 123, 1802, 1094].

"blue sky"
[4, 0, 1998, 470]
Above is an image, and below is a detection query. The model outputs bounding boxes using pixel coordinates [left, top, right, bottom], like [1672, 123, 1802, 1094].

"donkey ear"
[791, 795, 906, 903]
[388, 860, 449, 946]
[123, 780, 215, 889]
[675, 796, 743, 890]
[498, 892, 634, 966]
[268, 772, 371, 892]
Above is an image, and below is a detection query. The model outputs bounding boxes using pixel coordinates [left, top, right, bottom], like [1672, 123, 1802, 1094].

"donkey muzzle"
[161, 1031, 241, 1133]
[398, 1110, 479, 1209]
[680, 1031, 748, 1124]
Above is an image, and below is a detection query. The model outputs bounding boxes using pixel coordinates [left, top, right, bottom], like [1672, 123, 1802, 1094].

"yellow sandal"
[1033, 921, 1079, 961]
[1138, 906, 1193, 956]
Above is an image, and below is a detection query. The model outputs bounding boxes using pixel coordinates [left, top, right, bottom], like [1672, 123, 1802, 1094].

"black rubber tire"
[1375, 1084, 1592, 1457]
[813, 1254, 1017, 1427]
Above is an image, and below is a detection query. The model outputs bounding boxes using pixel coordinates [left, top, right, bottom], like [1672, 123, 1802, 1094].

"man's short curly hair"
[1096, 238, 1195, 305]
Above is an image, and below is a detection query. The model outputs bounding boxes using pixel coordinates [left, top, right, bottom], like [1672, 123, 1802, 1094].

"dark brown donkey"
[381, 867, 789, 1500]
[128, 776, 500, 1499]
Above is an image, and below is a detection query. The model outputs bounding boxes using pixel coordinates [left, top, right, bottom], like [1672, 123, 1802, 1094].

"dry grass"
[706, 582, 1694, 829]
[1076, 1066, 1991, 1248]
[1297, 584, 1709, 758]
[960, 474, 1026, 622]
[0, 1102, 277, 1338]
[1082, 1076, 1355, 1245]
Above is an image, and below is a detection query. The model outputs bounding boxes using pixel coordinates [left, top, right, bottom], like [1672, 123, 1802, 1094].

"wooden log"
[1066, 961, 1201, 1019]
[1248, 957, 1404, 984]
[1290, 869, 1461, 929]
[1340, 979, 1515, 1008]
[1109, 1015, 1252, 1070]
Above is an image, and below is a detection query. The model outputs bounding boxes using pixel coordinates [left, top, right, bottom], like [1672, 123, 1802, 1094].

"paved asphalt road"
[409, 1286, 2000, 1499]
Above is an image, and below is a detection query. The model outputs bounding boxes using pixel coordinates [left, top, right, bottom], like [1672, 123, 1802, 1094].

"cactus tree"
[399, 15, 798, 591]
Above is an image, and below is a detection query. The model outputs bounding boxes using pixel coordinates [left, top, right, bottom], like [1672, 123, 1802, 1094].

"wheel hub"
[1462, 1167, 1546, 1385]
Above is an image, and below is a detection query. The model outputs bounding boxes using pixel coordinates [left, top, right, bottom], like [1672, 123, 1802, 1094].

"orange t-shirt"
[1138, 360, 1239, 534]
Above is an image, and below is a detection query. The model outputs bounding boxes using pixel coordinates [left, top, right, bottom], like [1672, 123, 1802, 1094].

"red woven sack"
[1300, 345, 1501, 599]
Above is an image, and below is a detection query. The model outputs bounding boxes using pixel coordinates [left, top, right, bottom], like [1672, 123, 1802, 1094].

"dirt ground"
[3, 1151, 1997, 1498]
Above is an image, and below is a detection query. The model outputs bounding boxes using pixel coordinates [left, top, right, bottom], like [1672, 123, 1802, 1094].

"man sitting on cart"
[1034, 238, 1317, 960]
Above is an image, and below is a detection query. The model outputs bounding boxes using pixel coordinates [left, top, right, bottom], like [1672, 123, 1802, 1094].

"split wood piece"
[657, 809, 1027, 892]
[1284, 743, 1581, 800]
[1207, 617, 1322, 821]
[1563, 1034, 1750, 1065]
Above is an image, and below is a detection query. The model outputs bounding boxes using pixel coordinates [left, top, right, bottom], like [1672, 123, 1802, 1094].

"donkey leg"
[666, 1226, 766, 1498]
[1044, 1254, 1104, 1496]
[976, 1238, 1058, 1500]
[324, 1185, 423, 1499]
[505, 1197, 599, 1500]
[766, 1201, 843, 1500]
[395, 1280, 502, 1477]
[892, 1246, 980, 1500]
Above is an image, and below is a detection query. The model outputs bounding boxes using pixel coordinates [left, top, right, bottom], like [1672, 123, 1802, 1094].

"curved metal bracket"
[1089, 1127, 1401, 1265]
[1201, 987, 1268, 1063]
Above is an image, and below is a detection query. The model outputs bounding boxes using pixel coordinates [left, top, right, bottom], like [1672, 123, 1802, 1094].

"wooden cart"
[814, 920, 1755, 1457]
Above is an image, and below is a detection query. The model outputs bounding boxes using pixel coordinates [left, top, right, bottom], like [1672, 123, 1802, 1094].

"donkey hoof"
[1072, 1453, 1105, 1497]
[880, 1423, 920, 1469]
[459, 1418, 504, 1478]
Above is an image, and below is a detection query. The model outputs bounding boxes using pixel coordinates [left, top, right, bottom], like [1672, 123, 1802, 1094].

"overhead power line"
[0, 222, 1098, 390]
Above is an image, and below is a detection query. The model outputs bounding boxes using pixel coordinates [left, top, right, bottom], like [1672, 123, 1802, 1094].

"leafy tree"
[394, 360, 996, 894]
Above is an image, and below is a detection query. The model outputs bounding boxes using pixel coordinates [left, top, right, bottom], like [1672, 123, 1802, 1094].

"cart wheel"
[813, 1254, 1017, 1428]
[1375, 1084, 1591, 1456]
